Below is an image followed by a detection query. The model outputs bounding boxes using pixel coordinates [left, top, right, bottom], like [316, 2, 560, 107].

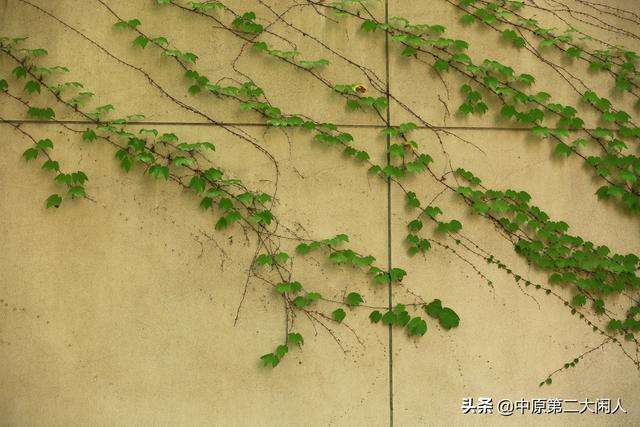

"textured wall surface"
[1, 0, 639, 426]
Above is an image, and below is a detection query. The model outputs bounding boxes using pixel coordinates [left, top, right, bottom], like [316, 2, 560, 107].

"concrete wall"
[1, 0, 638, 425]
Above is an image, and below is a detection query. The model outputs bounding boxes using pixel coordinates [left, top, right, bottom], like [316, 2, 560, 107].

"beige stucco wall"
[1, 0, 639, 426]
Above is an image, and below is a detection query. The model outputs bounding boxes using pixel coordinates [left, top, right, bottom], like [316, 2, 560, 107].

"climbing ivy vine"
[1, 0, 639, 386]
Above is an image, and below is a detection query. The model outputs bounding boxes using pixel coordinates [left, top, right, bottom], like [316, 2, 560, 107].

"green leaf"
[423, 206, 443, 218]
[458, 103, 473, 115]
[67, 185, 86, 199]
[71, 171, 88, 185]
[554, 143, 572, 157]
[381, 311, 396, 325]
[152, 36, 169, 46]
[407, 317, 428, 336]
[82, 129, 97, 142]
[199, 197, 213, 209]
[539, 38, 554, 48]
[361, 19, 378, 32]
[566, 46, 582, 59]
[389, 144, 405, 158]
[12, 66, 27, 79]
[255, 254, 272, 266]
[218, 198, 233, 211]
[615, 77, 632, 92]
[190, 1, 224, 10]
[274, 252, 289, 264]
[438, 308, 460, 329]
[214, 216, 228, 230]
[402, 46, 417, 57]
[346, 292, 364, 306]
[149, 164, 170, 180]
[260, 353, 279, 367]
[407, 219, 423, 232]
[41, 160, 60, 172]
[425, 299, 443, 318]
[532, 126, 550, 138]
[132, 35, 149, 48]
[174, 157, 194, 168]
[390, 268, 407, 282]
[24, 80, 41, 94]
[274, 282, 292, 294]
[27, 107, 55, 120]
[571, 294, 587, 307]
[22, 148, 38, 161]
[406, 192, 421, 209]
[502, 29, 525, 48]
[593, 299, 605, 314]
[306, 292, 321, 301]
[517, 74, 535, 85]
[295, 243, 311, 255]
[332, 308, 346, 322]
[275, 345, 288, 358]
[369, 310, 383, 323]
[34, 139, 53, 151]
[55, 174, 72, 186]
[461, 13, 475, 24]
[433, 59, 449, 72]
[287, 333, 304, 347]
[46, 194, 62, 208]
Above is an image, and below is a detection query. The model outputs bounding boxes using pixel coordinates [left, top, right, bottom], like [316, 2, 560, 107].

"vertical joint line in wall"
[384, 1, 394, 426]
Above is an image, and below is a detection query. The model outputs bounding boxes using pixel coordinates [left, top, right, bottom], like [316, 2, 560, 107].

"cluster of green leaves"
[260, 332, 304, 367]
[22, 137, 88, 208]
[334, 83, 388, 111]
[539, 357, 579, 387]
[0, 37, 49, 62]
[382, 122, 418, 138]
[390, 17, 446, 36]
[459, 83, 488, 115]
[456, 177, 640, 338]
[114, 13, 385, 192]
[368, 299, 459, 336]
[274, 280, 322, 310]
[368, 151, 433, 180]
[7, 51, 344, 361]
[189, 1, 224, 11]
[159, 2, 640, 372]
[457, 0, 639, 99]
[296, 234, 401, 286]
[113, 18, 142, 30]
[0, 32, 464, 375]
[424, 299, 460, 329]
[369, 304, 428, 336]
[114, 17, 197, 63]
[358, 14, 468, 60]
[404, 190, 466, 254]
[253, 40, 330, 69]
[608, 305, 640, 338]
[429, 38, 640, 214]
[232, 11, 263, 34]
[30, 67, 273, 235]
[162, 49, 199, 64]
[350, 6, 639, 216]
[26, 106, 55, 120]
[458, 0, 524, 26]
[253, 41, 298, 60]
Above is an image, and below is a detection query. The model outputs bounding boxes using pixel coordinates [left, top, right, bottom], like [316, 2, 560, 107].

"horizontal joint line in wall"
[0, 119, 620, 132]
